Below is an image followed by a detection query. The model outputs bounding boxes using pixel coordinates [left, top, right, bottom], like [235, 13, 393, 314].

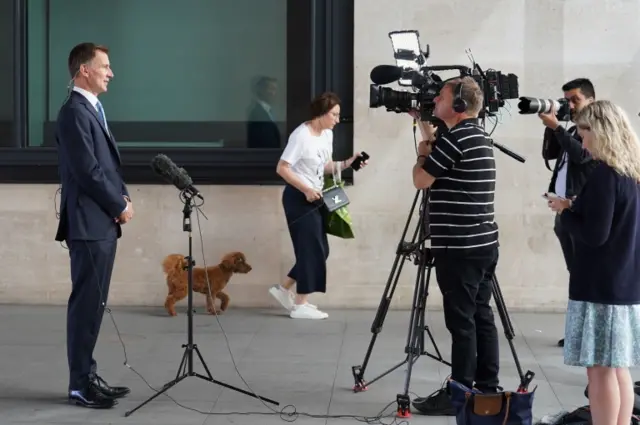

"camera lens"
[517, 97, 561, 115]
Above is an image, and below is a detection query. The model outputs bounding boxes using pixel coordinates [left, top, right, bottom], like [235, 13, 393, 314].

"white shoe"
[268, 285, 295, 311]
[289, 303, 328, 320]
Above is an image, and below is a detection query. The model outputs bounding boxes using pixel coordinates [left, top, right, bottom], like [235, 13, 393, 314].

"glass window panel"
[27, 0, 288, 149]
[0, 1, 15, 147]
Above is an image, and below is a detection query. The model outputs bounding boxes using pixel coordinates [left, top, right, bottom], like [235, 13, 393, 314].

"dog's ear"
[220, 258, 234, 272]
[233, 253, 247, 264]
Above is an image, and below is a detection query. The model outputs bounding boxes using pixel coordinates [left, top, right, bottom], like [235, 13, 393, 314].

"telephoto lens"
[517, 97, 566, 114]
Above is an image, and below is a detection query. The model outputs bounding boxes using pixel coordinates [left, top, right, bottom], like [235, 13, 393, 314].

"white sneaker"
[268, 285, 295, 311]
[289, 303, 328, 320]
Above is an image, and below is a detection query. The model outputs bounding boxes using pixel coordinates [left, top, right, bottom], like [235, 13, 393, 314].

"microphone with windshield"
[370, 65, 403, 85]
[150, 154, 203, 200]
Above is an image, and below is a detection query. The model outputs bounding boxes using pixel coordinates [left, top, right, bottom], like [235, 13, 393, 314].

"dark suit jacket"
[246, 102, 281, 148]
[543, 124, 597, 198]
[55, 91, 129, 242]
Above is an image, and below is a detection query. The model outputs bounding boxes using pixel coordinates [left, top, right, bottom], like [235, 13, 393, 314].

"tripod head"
[395, 188, 433, 267]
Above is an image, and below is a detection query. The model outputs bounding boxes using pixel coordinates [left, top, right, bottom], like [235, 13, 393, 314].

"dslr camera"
[369, 30, 520, 122]
[516, 97, 571, 122]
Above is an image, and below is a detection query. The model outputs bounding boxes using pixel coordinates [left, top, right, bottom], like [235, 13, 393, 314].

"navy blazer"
[560, 161, 640, 305]
[55, 91, 129, 242]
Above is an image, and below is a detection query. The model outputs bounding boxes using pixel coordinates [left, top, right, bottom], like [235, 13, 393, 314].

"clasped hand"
[116, 196, 134, 224]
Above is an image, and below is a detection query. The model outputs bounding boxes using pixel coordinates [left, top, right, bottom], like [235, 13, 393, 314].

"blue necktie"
[95, 101, 109, 132]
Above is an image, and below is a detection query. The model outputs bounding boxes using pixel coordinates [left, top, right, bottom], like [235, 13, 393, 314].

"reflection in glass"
[0, 0, 14, 147]
[26, 0, 287, 148]
[247, 76, 282, 148]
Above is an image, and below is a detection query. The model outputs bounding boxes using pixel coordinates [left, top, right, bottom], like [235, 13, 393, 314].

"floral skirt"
[564, 299, 640, 368]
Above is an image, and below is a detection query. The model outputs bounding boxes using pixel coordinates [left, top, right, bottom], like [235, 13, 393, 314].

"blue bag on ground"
[449, 379, 536, 425]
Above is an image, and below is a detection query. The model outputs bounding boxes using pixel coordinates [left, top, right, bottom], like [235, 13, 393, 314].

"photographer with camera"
[410, 76, 500, 416]
[539, 78, 596, 348]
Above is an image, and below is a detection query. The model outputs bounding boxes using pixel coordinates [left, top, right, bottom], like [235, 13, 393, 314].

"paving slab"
[0, 304, 623, 425]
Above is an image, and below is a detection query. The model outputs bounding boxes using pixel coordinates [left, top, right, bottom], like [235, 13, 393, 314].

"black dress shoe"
[558, 338, 564, 347]
[90, 375, 131, 399]
[68, 386, 117, 409]
[412, 388, 456, 416]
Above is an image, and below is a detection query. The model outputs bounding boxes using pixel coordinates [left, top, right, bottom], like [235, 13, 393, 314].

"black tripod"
[350, 187, 535, 418]
[125, 191, 279, 417]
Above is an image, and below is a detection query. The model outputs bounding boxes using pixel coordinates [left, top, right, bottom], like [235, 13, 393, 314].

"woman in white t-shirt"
[269, 92, 368, 320]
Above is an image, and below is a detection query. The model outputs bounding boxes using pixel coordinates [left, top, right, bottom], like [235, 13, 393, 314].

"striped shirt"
[422, 118, 499, 255]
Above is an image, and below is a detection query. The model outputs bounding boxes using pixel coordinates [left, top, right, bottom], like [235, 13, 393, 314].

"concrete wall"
[1, 0, 638, 312]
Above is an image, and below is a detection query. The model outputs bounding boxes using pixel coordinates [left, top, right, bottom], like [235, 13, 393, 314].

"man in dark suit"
[55, 42, 133, 409]
[538, 78, 597, 348]
[246, 76, 282, 148]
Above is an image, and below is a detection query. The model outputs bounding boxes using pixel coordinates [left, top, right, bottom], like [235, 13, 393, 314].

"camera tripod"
[125, 191, 279, 417]
[350, 188, 534, 419]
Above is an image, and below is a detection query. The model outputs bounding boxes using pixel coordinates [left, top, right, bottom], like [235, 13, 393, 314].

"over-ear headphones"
[452, 81, 467, 113]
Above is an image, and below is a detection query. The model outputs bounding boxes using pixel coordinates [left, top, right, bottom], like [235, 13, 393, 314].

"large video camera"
[369, 30, 520, 122]
[516, 97, 571, 121]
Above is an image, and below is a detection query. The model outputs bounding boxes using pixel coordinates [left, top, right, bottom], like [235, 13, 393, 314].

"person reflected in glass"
[548, 100, 640, 425]
[269, 92, 368, 319]
[246, 76, 281, 149]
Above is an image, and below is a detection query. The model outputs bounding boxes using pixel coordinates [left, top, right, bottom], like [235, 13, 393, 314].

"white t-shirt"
[280, 122, 333, 191]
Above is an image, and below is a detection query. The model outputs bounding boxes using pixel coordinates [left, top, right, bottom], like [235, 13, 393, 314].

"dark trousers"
[282, 185, 329, 295]
[434, 247, 500, 391]
[66, 239, 117, 391]
[554, 214, 575, 272]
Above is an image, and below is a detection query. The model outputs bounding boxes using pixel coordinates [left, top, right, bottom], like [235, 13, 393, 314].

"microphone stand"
[125, 190, 279, 417]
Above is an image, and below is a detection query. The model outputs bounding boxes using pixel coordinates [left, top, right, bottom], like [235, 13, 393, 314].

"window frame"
[0, 0, 355, 185]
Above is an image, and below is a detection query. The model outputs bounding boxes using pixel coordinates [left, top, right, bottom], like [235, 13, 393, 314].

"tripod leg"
[491, 274, 515, 336]
[352, 190, 423, 392]
[189, 345, 281, 405]
[193, 344, 215, 381]
[125, 374, 188, 417]
[397, 254, 427, 419]
[402, 247, 428, 389]
[419, 254, 450, 366]
[174, 348, 189, 382]
[397, 190, 432, 418]
[398, 231, 435, 417]
[490, 273, 535, 391]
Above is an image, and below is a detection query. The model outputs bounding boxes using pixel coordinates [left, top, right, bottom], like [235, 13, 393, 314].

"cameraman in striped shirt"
[411, 76, 500, 416]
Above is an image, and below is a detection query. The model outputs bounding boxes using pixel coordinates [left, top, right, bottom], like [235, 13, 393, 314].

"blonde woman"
[548, 100, 640, 425]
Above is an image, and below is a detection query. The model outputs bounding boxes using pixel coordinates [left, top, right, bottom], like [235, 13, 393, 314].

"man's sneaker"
[268, 285, 294, 311]
[290, 303, 328, 320]
[412, 385, 455, 416]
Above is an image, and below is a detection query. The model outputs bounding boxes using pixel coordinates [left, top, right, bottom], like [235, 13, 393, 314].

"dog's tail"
[162, 254, 186, 275]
